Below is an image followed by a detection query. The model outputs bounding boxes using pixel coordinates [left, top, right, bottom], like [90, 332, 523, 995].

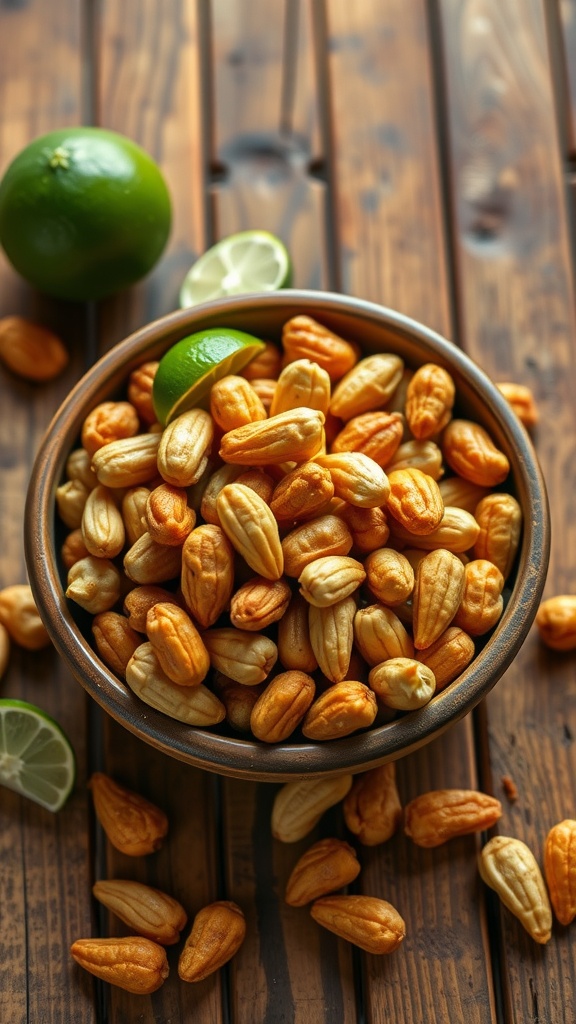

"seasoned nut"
[543, 819, 576, 925]
[66, 447, 98, 490]
[413, 548, 466, 649]
[92, 432, 161, 488]
[343, 763, 402, 846]
[217, 483, 283, 580]
[364, 548, 414, 607]
[473, 492, 522, 580]
[55, 479, 90, 529]
[70, 936, 169, 994]
[241, 340, 282, 380]
[452, 559, 504, 637]
[386, 467, 444, 536]
[405, 789, 502, 847]
[81, 484, 125, 558]
[329, 354, 404, 420]
[368, 658, 436, 710]
[389, 505, 480, 553]
[354, 604, 414, 664]
[442, 419, 510, 487]
[121, 486, 151, 545]
[230, 576, 291, 631]
[219, 407, 325, 465]
[88, 771, 168, 855]
[282, 515, 353, 578]
[123, 585, 181, 633]
[337, 504, 390, 555]
[0, 584, 51, 650]
[250, 670, 316, 742]
[145, 484, 196, 546]
[199, 463, 244, 525]
[405, 362, 455, 439]
[146, 602, 210, 686]
[66, 557, 122, 614]
[301, 680, 378, 740]
[285, 838, 361, 906]
[270, 358, 331, 416]
[277, 593, 318, 672]
[234, 468, 276, 506]
[314, 452, 390, 508]
[92, 612, 141, 677]
[386, 439, 444, 480]
[202, 627, 278, 685]
[281, 315, 359, 381]
[496, 382, 538, 428]
[438, 475, 490, 513]
[299, 555, 366, 607]
[270, 462, 334, 521]
[181, 524, 235, 628]
[271, 774, 353, 842]
[92, 879, 187, 945]
[416, 626, 476, 691]
[127, 361, 159, 425]
[0, 315, 69, 381]
[308, 597, 356, 683]
[536, 595, 576, 651]
[126, 643, 225, 726]
[212, 673, 264, 732]
[81, 401, 140, 456]
[0, 622, 10, 679]
[479, 835, 552, 943]
[178, 901, 246, 982]
[61, 528, 90, 569]
[310, 895, 405, 954]
[157, 408, 214, 486]
[123, 532, 182, 585]
[247, 377, 277, 411]
[210, 374, 267, 430]
[331, 410, 404, 468]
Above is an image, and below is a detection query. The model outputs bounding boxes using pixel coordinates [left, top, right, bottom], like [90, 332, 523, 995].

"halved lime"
[0, 699, 75, 812]
[152, 327, 266, 424]
[179, 230, 292, 309]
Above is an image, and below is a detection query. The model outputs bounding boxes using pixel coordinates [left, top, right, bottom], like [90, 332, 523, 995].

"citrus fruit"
[0, 699, 75, 812]
[0, 127, 171, 301]
[152, 328, 266, 425]
[179, 230, 291, 308]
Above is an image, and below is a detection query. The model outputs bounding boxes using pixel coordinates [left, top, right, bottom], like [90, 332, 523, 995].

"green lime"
[152, 328, 266, 425]
[179, 230, 291, 308]
[0, 127, 171, 301]
[0, 699, 75, 812]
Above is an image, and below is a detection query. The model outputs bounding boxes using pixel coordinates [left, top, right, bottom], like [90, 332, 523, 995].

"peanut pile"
[57, 314, 522, 743]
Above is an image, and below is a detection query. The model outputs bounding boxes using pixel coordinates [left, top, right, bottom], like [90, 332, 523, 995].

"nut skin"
[181, 523, 235, 629]
[281, 315, 359, 382]
[386, 467, 445, 536]
[479, 835, 552, 943]
[146, 602, 210, 686]
[473, 492, 522, 580]
[81, 400, 140, 456]
[272, 775, 353, 843]
[543, 819, 576, 926]
[416, 626, 476, 692]
[92, 879, 187, 945]
[0, 315, 69, 381]
[88, 772, 168, 856]
[343, 763, 403, 846]
[405, 362, 455, 439]
[285, 838, 361, 906]
[310, 895, 406, 954]
[0, 584, 51, 650]
[442, 419, 510, 487]
[404, 789, 502, 847]
[70, 936, 169, 994]
[282, 515, 353, 579]
[536, 595, 576, 651]
[250, 670, 316, 742]
[301, 680, 378, 740]
[231, 576, 292, 632]
[178, 901, 246, 982]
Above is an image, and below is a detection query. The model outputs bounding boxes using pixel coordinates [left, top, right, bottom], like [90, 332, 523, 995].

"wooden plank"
[0, 3, 96, 1022]
[558, 0, 576, 155]
[437, 1, 576, 1020]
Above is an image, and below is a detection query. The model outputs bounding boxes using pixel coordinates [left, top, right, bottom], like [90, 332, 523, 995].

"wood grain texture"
[559, 0, 576, 154]
[438, 0, 576, 1020]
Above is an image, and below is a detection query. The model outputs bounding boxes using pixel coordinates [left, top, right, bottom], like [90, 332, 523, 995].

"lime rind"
[179, 230, 291, 309]
[0, 698, 76, 812]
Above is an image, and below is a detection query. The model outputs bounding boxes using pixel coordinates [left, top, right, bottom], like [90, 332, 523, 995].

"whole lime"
[0, 127, 171, 301]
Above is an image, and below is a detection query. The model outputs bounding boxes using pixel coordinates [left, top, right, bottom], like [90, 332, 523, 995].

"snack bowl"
[25, 290, 549, 781]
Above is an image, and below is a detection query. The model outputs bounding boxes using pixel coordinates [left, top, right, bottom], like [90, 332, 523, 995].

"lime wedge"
[179, 230, 292, 309]
[0, 699, 76, 812]
[152, 327, 266, 425]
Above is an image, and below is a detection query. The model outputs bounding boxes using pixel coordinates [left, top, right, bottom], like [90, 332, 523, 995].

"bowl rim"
[24, 289, 550, 781]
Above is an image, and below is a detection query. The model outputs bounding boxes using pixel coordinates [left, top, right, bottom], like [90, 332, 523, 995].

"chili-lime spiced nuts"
[277, 593, 318, 673]
[412, 549, 466, 650]
[122, 487, 151, 545]
[81, 485, 126, 558]
[329, 353, 404, 420]
[92, 612, 140, 678]
[81, 401, 140, 456]
[231, 576, 292, 632]
[302, 680, 378, 740]
[299, 555, 365, 608]
[479, 835, 552, 944]
[92, 879, 187, 945]
[145, 483, 196, 546]
[389, 505, 480, 554]
[536, 595, 576, 651]
[405, 362, 455, 439]
[219, 407, 325, 465]
[66, 557, 122, 615]
[0, 584, 51, 650]
[354, 604, 414, 664]
[70, 936, 169, 994]
[250, 670, 316, 743]
[543, 819, 576, 925]
[210, 374, 267, 430]
[126, 644, 225, 726]
[308, 597, 356, 683]
[404, 789, 502, 847]
[270, 462, 334, 521]
[178, 901, 246, 982]
[88, 772, 168, 856]
[338, 504, 390, 554]
[368, 658, 436, 711]
[202, 628, 278, 686]
[452, 559, 505, 637]
[157, 408, 214, 487]
[285, 838, 361, 906]
[386, 467, 444, 536]
[438, 476, 490, 514]
[217, 483, 284, 580]
[55, 479, 90, 529]
[416, 627, 476, 692]
[61, 529, 90, 569]
[91, 432, 161, 488]
[123, 533, 183, 585]
[281, 314, 359, 381]
[146, 602, 210, 686]
[331, 411, 404, 467]
[473, 492, 522, 580]
[364, 548, 415, 607]
[281, 515, 353, 579]
[181, 524, 235, 629]
[66, 447, 99, 490]
[269, 358, 332, 416]
[343, 763, 403, 847]
[314, 452, 390, 508]
[442, 419, 510, 487]
[123, 585, 182, 633]
[272, 775, 353, 843]
[0, 314, 69, 381]
[310, 895, 406, 954]
[386, 439, 444, 480]
[127, 360, 159, 425]
[213, 674, 264, 732]
[496, 382, 539, 428]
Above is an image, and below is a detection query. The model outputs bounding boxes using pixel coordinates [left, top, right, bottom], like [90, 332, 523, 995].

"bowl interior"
[25, 290, 550, 780]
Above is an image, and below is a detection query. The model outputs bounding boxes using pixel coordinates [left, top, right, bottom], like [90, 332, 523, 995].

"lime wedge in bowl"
[0, 698, 75, 811]
[179, 230, 292, 308]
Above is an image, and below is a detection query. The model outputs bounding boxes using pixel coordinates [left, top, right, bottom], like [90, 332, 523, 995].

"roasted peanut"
[123, 532, 182, 585]
[181, 524, 235, 628]
[337, 504, 390, 554]
[299, 555, 365, 607]
[310, 895, 405, 954]
[210, 374, 267, 430]
[270, 358, 331, 416]
[364, 548, 415, 607]
[386, 439, 444, 480]
[386, 467, 444, 536]
[368, 658, 436, 710]
[308, 597, 356, 683]
[479, 835, 552, 943]
[146, 602, 210, 686]
[329, 354, 404, 420]
[452, 559, 504, 637]
[92, 612, 141, 677]
[442, 419, 510, 487]
[92, 432, 161, 488]
[473, 492, 522, 580]
[405, 362, 455, 439]
[0, 315, 68, 381]
[354, 604, 414, 664]
[0, 622, 10, 679]
[389, 505, 480, 553]
[70, 936, 169, 994]
[126, 643, 225, 726]
[220, 407, 325, 465]
[123, 585, 182, 633]
[282, 515, 353, 578]
[331, 410, 404, 467]
[543, 819, 576, 925]
[343, 763, 403, 846]
[230, 576, 291, 631]
[82, 401, 140, 456]
[92, 878, 187, 945]
[202, 627, 278, 685]
[270, 462, 334, 521]
[271, 775, 353, 842]
[55, 479, 90, 529]
[277, 593, 318, 672]
[81, 484, 125, 559]
[285, 838, 361, 906]
[416, 626, 476, 691]
[413, 548, 466, 649]
[127, 361, 159, 424]
[88, 772, 168, 856]
[121, 486, 151, 545]
[405, 789, 502, 847]
[0, 584, 51, 650]
[536, 595, 576, 651]
[145, 483, 196, 546]
[496, 382, 538, 428]
[178, 901, 246, 982]
[250, 670, 316, 742]
[282, 315, 359, 381]
[302, 680, 378, 740]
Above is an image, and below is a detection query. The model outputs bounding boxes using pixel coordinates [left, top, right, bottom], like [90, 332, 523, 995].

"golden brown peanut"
[210, 374, 267, 431]
[217, 483, 283, 580]
[271, 774, 353, 842]
[145, 484, 196, 546]
[127, 361, 159, 424]
[146, 602, 210, 686]
[452, 559, 504, 637]
[442, 419, 510, 487]
[302, 680, 378, 740]
[230, 576, 291, 631]
[368, 658, 436, 710]
[413, 548, 466, 649]
[386, 439, 444, 481]
[248, 377, 277, 411]
[219, 407, 325, 465]
[199, 463, 244, 525]
[338, 504, 390, 555]
[123, 533, 182, 585]
[405, 362, 455, 439]
[343, 763, 403, 846]
[281, 315, 359, 381]
[123, 585, 181, 633]
[81, 484, 125, 558]
[438, 475, 491, 513]
[88, 771, 168, 856]
[157, 409, 214, 487]
[354, 604, 414, 664]
[126, 643, 225, 726]
[386, 467, 444, 536]
[329, 354, 404, 420]
[0, 584, 51, 650]
[405, 789, 502, 847]
[277, 593, 318, 673]
[308, 597, 356, 683]
[61, 528, 90, 569]
[473, 493, 522, 581]
[314, 452, 390, 508]
[92, 612, 141, 677]
[282, 515, 353, 578]
[178, 901, 246, 982]
[270, 358, 331, 417]
[82, 401, 140, 456]
[92, 879, 187, 945]
[0, 315, 69, 381]
[202, 627, 278, 685]
[310, 895, 405, 954]
[285, 838, 361, 907]
[496, 382, 538, 428]
[330, 410, 404, 467]
[479, 835, 552, 943]
[543, 819, 576, 926]
[364, 548, 415, 607]
[92, 432, 161, 488]
[299, 555, 365, 608]
[66, 557, 122, 614]
[234, 468, 276, 506]
[70, 936, 169, 994]
[66, 447, 98, 490]
[55, 479, 90, 529]
[181, 524, 235, 629]
[121, 486, 150, 545]
[270, 462, 334, 521]
[536, 595, 576, 651]
[389, 505, 481, 553]
[0, 622, 10, 679]
[250, 670, 316, 742]
[416, 626, 476, 692]
[212, 673, 264, 732]
[242, 340, 282, 380]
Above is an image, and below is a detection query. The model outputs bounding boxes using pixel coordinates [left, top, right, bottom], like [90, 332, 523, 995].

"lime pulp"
[179, 230, 292, 309]
[0, 699, 75, 812]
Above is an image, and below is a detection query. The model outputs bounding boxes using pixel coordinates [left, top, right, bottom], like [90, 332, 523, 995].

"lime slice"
[0, 699, 75, 812]
[179, 230, 292, 309]
[152, 327, 266, 424]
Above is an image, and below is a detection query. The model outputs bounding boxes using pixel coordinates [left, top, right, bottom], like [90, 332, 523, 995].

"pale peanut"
[66, 447, 98, 490]
[413, 548, 466, 649]
[219, 407, 325, 465]
[55, 479, 90, 529]
[308, 597, 356, 683]
[199, 463, 244, 525]
[121, 486, 151, 545]
[314, 452, 390, 508]
[123, 533, 182, 585]
[479, 835, 552, 943]
[66, 557, 122, 614]
[81, 484, 125, 558]
[91, 432, 161, 488]
[386, 439, 444, 480]
[438, 475, 490, 513]
[389, 505, 480, 553]
[343, 763, 403, 846]
[0, 584, 51, 650]
[368, 658, 436, 710]
[92, 879, 187, 945]
[271, 775, 353, 842]
[329, 353, 404, 420]
[270, 358, 331, 416]
[354, 604, 414, 665]
[405, 789, 502, 847]
[217, 483, 283, 580]
[299, 555, 366, 607]
[536, 595, 576, 651]
[157, 408, 214, 486]
[310, 895, 405, 954]
[202, 627, 278, 685]
[126, 644, 225, 726]
[285, 838, 361, 906]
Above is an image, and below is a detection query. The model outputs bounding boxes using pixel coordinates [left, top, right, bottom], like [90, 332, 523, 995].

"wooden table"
[2, 2, 576, 1022]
